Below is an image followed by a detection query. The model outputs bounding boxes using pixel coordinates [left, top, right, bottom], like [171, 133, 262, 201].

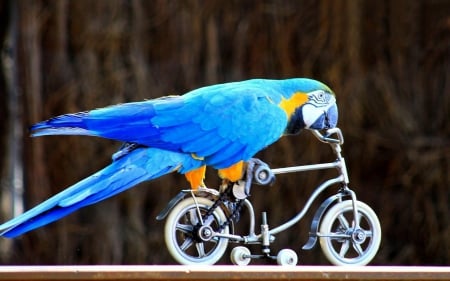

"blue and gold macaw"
[0, 78, 338, 237]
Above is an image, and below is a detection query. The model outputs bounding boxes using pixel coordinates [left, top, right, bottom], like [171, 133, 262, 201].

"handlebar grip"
[325, 128, 344, 144]
[311, 128, 344, 145]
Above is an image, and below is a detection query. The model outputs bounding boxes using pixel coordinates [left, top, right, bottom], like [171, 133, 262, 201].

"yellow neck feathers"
[278, 92, 309, 118]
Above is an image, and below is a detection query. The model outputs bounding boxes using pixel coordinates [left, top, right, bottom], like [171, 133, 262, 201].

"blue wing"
[154, 84, 289, 168]
[31, 80, 290, 169]
[30, 78, 337, 169]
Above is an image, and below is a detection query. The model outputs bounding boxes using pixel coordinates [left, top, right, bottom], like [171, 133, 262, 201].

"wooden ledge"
[0, 265, 448, 281]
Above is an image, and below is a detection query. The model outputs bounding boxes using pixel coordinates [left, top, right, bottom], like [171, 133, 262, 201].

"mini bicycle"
[156, 128, 381, 266]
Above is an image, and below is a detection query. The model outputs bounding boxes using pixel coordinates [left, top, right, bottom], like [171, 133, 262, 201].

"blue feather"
[206, 141, 246, 168]
[0, 147, 202, 238]
[31, 112, 89, 131]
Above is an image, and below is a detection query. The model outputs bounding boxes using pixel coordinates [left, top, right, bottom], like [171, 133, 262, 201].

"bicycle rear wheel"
[164, 197, 229, 265]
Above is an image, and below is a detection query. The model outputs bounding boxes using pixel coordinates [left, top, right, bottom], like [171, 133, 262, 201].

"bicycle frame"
[159, 129, 354, 242]
[203, 128, 359, 246]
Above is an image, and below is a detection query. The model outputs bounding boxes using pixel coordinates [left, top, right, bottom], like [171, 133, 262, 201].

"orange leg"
[218, 161, 245, 182]
[184, 165, 206, 189]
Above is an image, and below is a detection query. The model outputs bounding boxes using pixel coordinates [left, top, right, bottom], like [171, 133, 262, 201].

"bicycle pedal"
[232, 180, 247, 199]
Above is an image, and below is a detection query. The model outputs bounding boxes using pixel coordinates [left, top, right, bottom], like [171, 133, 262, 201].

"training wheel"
[276, 249, 298, 266]
[230, 246, 251, 266]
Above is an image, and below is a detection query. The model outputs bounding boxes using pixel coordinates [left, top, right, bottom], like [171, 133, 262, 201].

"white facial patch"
[302, 104, 325, 128]
[302, 91, 336, 128]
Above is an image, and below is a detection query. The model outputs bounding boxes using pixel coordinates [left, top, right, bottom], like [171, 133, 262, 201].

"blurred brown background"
[0, 0, 448, 265]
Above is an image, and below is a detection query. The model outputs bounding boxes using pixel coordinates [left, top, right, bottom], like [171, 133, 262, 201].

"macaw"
[0, 78, 338, 238]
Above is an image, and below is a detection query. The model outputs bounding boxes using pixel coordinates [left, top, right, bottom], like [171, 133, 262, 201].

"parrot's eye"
[308, 90, 331, 107]
[316, 91, 326, 101]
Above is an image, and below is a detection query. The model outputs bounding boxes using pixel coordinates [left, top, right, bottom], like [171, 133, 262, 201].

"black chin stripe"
[286, 108, 305, 134]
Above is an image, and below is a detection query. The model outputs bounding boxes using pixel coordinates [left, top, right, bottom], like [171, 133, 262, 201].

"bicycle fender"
[302, 194, 340, 250]
[156, 191, 187, 221]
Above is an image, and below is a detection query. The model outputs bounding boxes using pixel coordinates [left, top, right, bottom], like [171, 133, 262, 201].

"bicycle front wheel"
[319, 200, 381, 266]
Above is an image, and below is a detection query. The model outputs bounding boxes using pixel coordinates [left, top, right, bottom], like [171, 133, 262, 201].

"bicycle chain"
[201, 187, 245, 232]
[218, 199, 245, 232]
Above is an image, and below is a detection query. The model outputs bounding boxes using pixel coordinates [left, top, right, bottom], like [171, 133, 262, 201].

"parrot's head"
[280, 78, 338, 134]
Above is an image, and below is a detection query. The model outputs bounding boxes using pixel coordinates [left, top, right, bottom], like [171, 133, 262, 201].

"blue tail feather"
[31, 112, 89, 132]
[0, 147, 202, 238]
[30, 101, 159, 139]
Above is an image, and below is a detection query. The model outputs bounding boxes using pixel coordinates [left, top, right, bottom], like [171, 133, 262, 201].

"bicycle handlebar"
[310, 127, 344, 145]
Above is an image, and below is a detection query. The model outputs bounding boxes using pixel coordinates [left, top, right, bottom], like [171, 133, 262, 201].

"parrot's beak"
[303, 102, 338, 130]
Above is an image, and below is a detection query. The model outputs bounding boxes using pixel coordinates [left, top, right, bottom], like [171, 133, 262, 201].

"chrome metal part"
[161, 128, 380, 266]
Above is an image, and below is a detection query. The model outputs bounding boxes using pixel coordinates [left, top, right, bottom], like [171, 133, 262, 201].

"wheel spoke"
[356, 212, 362, 225]
[353, 242, 365, 256]
[188, 209, 200, 225]
[337, 214, 350, 229]
[175, 223, 194, 234]
[339, 240, 350, 257]
[195, 242, 206, 257]
[180, 237, 194, 251]
[203, 214, 215, 226]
